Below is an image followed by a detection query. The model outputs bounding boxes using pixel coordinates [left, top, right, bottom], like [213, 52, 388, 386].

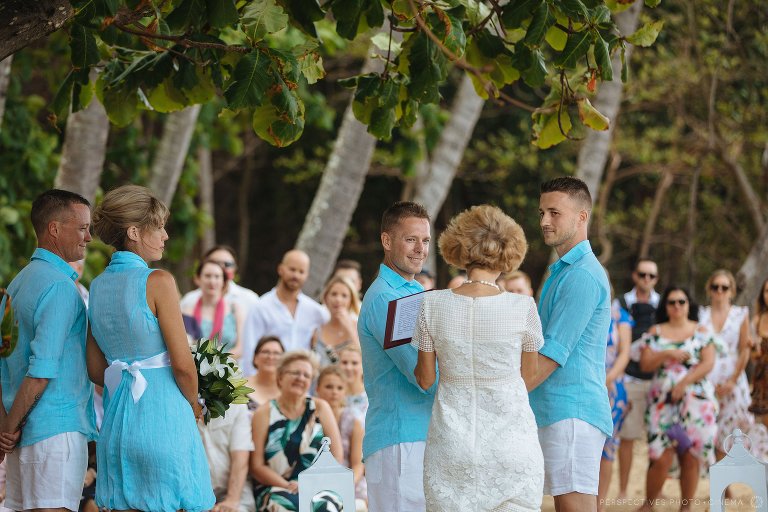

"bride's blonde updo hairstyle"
[92, 185, 170, 250]
[438, 205, 527, 273]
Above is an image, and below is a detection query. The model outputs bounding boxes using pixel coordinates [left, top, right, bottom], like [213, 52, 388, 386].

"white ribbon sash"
[104, 351, 172, 403]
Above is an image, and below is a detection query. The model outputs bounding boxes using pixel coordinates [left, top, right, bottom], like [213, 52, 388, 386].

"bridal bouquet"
[191, 338, 253, 424]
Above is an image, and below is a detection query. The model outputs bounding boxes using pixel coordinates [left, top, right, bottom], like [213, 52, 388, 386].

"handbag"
[664, 393, 692, 455]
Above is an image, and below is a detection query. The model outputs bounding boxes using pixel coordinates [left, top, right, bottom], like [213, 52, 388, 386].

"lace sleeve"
[410, 302, 434, 352]
[522, 299, 544, 352]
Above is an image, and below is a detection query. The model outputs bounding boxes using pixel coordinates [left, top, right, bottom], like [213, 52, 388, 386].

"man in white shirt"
[180, 245, 260, 314]
[241, 249, 329, 376]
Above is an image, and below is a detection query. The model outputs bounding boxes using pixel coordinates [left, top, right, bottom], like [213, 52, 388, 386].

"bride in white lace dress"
[414, 205, 544, 512]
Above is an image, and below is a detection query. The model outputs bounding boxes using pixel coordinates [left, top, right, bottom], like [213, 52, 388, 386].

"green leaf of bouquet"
[242, 0, 289, 41]
[524, 3, 554, 47]
[277, 0, 324, 38]
[231, 396, 250, 405]
[532, 109, 572, 149]
[224, 52, 272, 109]
[626, 20, 664, 47]
[407, 32, 448, 103]
[206, 0, 239, 28]
[70, 25, 99, 71]
[555, 31, 591, 68]
[594, 34, 612, 81]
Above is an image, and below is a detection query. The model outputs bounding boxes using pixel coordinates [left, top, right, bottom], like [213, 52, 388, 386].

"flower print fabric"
[631, 328, 719, 467]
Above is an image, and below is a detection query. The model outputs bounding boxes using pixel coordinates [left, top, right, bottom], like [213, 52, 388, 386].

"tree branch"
[0, 0, 74, 61]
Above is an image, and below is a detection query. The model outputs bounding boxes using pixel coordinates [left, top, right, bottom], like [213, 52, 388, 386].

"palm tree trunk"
[198, 145, 216, 250]
[296, 43, 390, 298]
[575, 2, 643, 197]
[148, 105, 202, 205]
[54, 96, 109, 203]
[412, 74, 484, 219]
[0, 56, 12, 132]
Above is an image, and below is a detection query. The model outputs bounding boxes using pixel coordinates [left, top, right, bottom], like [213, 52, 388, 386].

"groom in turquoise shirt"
[0, 189, 97, 512]
[529, 177, 612, 512]
[359, 201, 437, 512]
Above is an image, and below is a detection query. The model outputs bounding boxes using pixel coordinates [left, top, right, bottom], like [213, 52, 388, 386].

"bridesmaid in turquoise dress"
[86, 185, 215, 512]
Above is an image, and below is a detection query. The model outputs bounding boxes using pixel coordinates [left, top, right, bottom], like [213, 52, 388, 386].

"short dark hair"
[334, 259, 361, 272]
[195, 260, 230, 287]
[202, 245, 239, 267]
[540, 177, 592, 210]
[31, 189, 90, 236]
[656, 285, 698, 323]
[381, 201, 430, 234]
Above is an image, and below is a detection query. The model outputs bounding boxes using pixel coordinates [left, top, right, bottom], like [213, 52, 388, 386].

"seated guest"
[198, 404, 256, 512]
[246, 336, 285, 411]
[250, 351, 343, 512]
[338, 346, 368, 418]
[182, 260, 245, 358]
[634, 286, 717, 512]
[315, 367, 367, 510]
[313, 276, 360, 367]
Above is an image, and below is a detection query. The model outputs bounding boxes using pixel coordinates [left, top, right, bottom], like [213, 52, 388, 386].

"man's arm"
[364, 294, 437, 394]
[215, 450, 249, 511]
[0, 282, 81, 450]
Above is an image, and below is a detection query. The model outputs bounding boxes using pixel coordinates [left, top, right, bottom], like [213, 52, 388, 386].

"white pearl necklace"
[464, 279, 501, 291]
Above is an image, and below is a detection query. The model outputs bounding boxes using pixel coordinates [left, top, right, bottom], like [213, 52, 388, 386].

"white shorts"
[538, 419, 606, 496]
[5, 431, 88, 512]
[619, 378, 652, 440]
[366, 442, 426, 512]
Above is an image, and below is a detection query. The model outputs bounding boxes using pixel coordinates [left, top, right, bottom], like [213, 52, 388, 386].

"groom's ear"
[381, 231, 392, 251]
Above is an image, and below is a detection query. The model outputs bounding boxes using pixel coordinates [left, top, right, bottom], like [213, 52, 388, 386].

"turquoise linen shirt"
[529, 240, 613, 437]
[1, 248, 96, 447]
[358, 264, 437, 459]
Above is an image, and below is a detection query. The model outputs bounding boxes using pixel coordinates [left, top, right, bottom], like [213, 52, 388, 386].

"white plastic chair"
[709, 428, 768, 511]
[298, 437, 355, 512]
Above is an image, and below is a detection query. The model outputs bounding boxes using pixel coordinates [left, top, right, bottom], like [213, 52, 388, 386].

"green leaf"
[183, 66, 216, 103]
[251, 92, 305, 147]
[406, 32, 448, 103]
[605, 0, 634, 12]
[147, 79, 187, 113]
[555, 31, 591, 68]
[524, 2, 554, 47]
[594, 34, 612, 81]
[331, 0, 365, 40]
[50, 70, 76, 121]
[590, 5, 612, 25]
[501, 0, 542, 29]
[523, 49, 547, 87]
[369, 107, 396, 139]
[70, 25, 99, 70]
[558, 0, 589, 20]
[370, 32, 402, 56]
[224, 52, 272, 109]
[544, 24, 567, 51]
[577, 97, 610, 130]
[165, 0, 207, 32]
[206, 0, 239, 28]
[626, 20, 664, 47]
[430, 7, 466, 56]
[276, 0, 324, 37]
[97, 79, 139, 126]
[620, 45, 628, 82]
[242, 0, 289, 41]
[532, 110, 572, 148]
[645, 0, 661, 7]
[296, 50, 325, 84]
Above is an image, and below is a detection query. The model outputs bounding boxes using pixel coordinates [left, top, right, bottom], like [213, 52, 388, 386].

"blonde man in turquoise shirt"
[529, 177, 613, 512]
[0, 189, 97, 512]
[358, 201, 437, 512]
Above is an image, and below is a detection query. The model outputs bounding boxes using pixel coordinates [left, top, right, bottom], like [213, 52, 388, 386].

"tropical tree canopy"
[9, 0, 662, 147]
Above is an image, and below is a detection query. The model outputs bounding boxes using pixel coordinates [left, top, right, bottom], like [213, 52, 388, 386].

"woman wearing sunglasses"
[632, 286, 718, 511]
[700, 270, 768, 462]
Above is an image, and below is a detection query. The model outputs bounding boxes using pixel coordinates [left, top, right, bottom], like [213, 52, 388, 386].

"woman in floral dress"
[700, 269, 768, 460]
[633, 286, 718, 512]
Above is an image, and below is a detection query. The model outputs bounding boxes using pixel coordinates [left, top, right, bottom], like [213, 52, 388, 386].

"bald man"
[240, 249, 329, 375]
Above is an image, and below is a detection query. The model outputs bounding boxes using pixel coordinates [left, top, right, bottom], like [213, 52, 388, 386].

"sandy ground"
[541, 440, 760, 512]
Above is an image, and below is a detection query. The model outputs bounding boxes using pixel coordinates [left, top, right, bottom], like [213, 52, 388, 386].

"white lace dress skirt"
[413, 290, 545, 512]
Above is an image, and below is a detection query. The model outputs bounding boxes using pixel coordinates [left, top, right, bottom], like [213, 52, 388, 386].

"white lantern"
[710, 428, 768, 511]
[298, 437, 355, 512]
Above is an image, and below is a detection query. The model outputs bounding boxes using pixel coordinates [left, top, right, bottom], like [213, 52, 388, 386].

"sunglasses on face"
[667, 299, 687, 306]
[637, 272, 657, 280]
[710, 284, 730, 292]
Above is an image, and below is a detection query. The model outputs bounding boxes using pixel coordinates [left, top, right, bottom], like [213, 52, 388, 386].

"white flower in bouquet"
[191, 337, 254, 424]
